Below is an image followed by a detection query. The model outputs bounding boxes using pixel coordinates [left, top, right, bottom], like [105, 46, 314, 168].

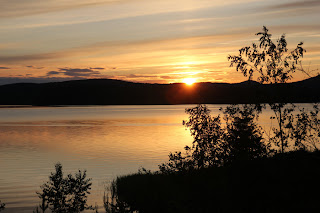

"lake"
[0, 104, 313, 212]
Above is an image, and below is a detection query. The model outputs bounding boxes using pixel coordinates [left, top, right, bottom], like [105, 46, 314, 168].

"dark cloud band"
[46, 68, 102, 78]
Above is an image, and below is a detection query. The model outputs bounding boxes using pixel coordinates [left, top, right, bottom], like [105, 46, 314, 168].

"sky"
[0, 0, 319, 85]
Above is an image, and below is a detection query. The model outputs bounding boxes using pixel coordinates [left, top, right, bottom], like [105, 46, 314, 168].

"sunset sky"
[0, 0, 319, 85]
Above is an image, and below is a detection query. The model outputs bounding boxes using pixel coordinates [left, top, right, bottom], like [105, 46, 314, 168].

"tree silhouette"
[159, 26, 320, 174]
[182, 104, 226, 168]
[228, 26, 307, 153]
[291, 104, 320, 150]
[222, 104, 269, 162]
[159, 104, 224, 172]
[228, 26, 305, 84]
[36, 163, 92, 213]
[159, 104, 269, 173]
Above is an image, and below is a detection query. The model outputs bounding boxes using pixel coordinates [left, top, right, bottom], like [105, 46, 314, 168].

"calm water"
[0, 105, 201, 212]
[0, 104, 313, 212]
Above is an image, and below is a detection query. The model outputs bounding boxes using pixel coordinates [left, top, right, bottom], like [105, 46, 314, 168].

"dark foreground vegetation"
[33, 163, 93, 213]
[115, 150, 320, 213]
[103, 26, 320, 213]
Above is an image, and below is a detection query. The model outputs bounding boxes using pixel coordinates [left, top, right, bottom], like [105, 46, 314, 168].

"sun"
[183, 78, 196, 86]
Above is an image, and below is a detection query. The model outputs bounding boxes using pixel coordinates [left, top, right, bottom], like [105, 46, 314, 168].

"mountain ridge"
[0, 76, 319, 105]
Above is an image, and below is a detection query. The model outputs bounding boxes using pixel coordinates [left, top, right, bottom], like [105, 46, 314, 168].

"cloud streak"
[0, 0, 129, 18]
[90, 67, 105, 70]
[0, 29, 261, 64]
[0, 77, 85, 86]
[26, 65, 44, 69]
[268, 0, 320, 10]
[46, 68, 102, 78]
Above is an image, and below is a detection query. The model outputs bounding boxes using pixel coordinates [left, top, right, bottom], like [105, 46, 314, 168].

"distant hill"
[0, 76, 319, 105]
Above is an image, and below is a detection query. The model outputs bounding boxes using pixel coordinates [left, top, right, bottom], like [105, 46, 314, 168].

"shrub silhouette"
[36, 163, 92, 213]
[222, 104, 269, 162]
[159, 104, 269, 173]
[227, 26, 319, 153]
[290, 104, 320, 150]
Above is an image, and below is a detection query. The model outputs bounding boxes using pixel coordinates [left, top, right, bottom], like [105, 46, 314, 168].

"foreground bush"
[35, 163, 92, 213]
[159, 104, 269, 173]
[115, 150, 320, 213]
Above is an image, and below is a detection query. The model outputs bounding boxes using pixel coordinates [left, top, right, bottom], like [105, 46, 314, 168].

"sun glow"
[183, 78, 196, 85]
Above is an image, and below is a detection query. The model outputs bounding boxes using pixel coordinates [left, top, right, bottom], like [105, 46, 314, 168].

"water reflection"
[0, 105, 195, 212]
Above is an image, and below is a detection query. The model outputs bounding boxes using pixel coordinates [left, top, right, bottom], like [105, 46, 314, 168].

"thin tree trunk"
[279, 108, 284, 153]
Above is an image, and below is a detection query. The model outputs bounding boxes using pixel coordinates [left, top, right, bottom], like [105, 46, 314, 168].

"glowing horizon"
[183, 78, 196, 85]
